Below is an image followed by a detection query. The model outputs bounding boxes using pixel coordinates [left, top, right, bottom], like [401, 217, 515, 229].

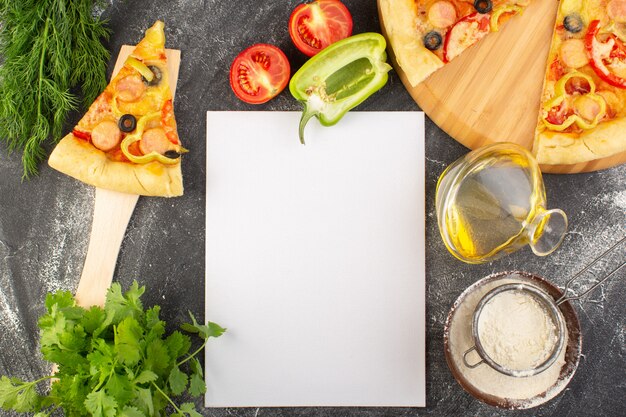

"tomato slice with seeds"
[289, 0, 353, 57]
[229, 43, 291, 104]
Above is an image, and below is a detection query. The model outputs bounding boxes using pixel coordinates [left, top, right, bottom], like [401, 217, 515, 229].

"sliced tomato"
[585, 20, 626, 89]
[545, 101, 572, 126]
[443, 12, 491, 63]
[289, 0, 353, 57]
[230, 44, 291, 104]
[72, 129, 91, 141]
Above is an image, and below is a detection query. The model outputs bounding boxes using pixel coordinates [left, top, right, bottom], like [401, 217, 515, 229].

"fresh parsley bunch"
[0, 281, 225, 417]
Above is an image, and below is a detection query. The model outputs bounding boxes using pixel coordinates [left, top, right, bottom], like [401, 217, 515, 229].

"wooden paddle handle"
[74, 188, 139, 307]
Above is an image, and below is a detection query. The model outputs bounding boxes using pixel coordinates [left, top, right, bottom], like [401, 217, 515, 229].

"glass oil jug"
[435, 143, 568, 264]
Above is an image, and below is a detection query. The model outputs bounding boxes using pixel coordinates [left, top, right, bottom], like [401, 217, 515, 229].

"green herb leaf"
[181, 312, 227, 339]
[188, 372, 206, 397]
[104, 282, 145, 326]
[180, 402, 203, 417]
[168, 366, 188, 396]
[165, 331, 192, 360]
[119, 405, 146, 417]
[0, 0, 110, 178]
[143, 339, 171, 378]
[84, 390, 118, 417]
[115, 317, 143, 366]
[133, 387, 154, 417]
[134, 370, 158, 385]
[0, 376, 41, 412]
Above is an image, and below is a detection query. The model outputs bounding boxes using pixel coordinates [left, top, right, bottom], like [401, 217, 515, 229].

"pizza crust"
[48, 133, 183, 197]
[379, 0, 444, 86]
[534, 117, 626, 165]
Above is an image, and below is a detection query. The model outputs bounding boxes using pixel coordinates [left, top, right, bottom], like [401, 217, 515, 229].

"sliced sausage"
[116, 75, 146, 102]
[139, 128, 171, 155]
[608, 0, 626, 23]
[91, 120, 122, 151]
[428, 1, 457, 29]
[573, 95, 602, 121]
[559, 39, 588, 69]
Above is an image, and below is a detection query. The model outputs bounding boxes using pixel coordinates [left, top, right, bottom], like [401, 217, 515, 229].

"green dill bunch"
[0, 0, 110, 179]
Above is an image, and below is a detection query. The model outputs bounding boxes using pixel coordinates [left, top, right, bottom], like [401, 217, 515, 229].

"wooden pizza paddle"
[73, 45, 181, 308]
[377, 0, 626, 173]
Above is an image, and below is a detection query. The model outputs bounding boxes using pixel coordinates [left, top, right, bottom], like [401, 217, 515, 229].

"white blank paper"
[205, 111, 426, 407]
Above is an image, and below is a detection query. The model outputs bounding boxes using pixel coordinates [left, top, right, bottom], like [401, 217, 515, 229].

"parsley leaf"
[180, 402, 203, 417]
[0, 376, 42, 412]
[134, 370, 158, 385]
[181, 312, 227, 339]
[0, 281, 225, 417]
[119, 405, 145, 417]
[114, 317, 143, 366]
[85, 390, 118, 417]
[165, 331, 192, 360]
[168, 366, 188, 396]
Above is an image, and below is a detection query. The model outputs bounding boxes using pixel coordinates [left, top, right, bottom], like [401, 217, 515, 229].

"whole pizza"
[380, 0, 626, 166]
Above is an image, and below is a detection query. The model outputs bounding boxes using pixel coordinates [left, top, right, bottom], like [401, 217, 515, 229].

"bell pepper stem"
[298, 105, 319, 145]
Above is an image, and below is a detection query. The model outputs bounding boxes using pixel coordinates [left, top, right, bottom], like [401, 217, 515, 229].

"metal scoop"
[463, 236, 625, 377]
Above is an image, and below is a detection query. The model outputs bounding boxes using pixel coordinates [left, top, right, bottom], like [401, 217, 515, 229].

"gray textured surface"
[0, 1, 625, 416]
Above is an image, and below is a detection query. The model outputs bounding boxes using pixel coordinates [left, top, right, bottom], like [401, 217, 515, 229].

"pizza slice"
[379, 0, 531, 86]
[533, 0, 626, 165]
[49, 21, 185, 197]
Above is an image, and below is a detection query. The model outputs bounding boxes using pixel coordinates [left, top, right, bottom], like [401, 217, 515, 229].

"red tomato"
[289, 0, 353, 57]
[229, 44, 291, 104]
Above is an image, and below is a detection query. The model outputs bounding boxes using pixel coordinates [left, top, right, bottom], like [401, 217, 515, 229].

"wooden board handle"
[75, 189, 139, 307]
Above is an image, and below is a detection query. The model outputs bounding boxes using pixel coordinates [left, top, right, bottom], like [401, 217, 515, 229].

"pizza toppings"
[118, 114, 137, 133]
[428, 1, 457, 28]
[563, 14, 584, 33]
[145, 65, 163, 86]
[490, 5, 523, 31]
[127, 57, 155, 83]
[139, 128, 172, 155]
[585, 20, 626, 88]
[116, 74, 146, 102]
[424, 31, 444, 50]
[607, 0, 626, 23]
[474, 0, 493, 14]
[541, 71, 607, 131]
[559, 39, 589, 68]
[91, 120, 122, 152]
[120, 112, 187, 164]
[443, 13, 491, 62]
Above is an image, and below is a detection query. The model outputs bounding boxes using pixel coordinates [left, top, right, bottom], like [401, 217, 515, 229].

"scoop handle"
[74, 188, 139, 307]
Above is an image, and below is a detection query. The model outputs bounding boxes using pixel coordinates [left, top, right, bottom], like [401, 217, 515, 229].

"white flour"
[477, 289, 558, 371]
[448, 276, 572, 407]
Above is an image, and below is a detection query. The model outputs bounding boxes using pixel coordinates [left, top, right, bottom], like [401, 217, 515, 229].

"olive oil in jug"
[436, 143, 567, 263]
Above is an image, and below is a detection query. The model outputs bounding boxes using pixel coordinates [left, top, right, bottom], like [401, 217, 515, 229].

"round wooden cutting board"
[378, 0, 626, 173]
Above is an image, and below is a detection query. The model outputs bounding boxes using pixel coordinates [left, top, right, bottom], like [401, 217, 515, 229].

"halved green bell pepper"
[289, 32, 392, 144]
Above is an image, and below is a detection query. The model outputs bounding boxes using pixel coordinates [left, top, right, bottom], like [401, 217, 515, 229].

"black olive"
[563, 14, 584, 33]
[474, 0, 493, 13]
[423, 31, 443, 51]
[118, 114, 137, 133]
[164, 150, 181, 159]
[142, 65, 163, 86]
